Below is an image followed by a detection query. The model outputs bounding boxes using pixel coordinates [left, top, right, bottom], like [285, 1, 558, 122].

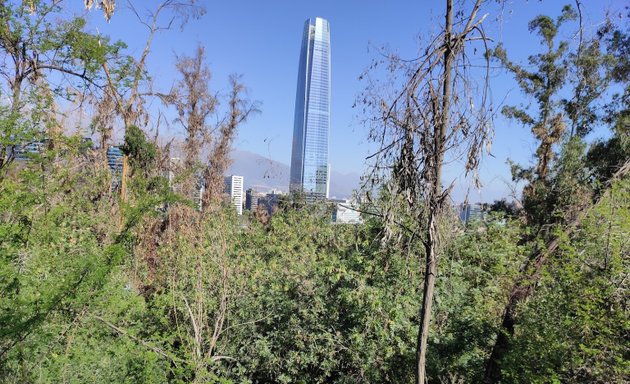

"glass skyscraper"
[290, 17, 331, 199]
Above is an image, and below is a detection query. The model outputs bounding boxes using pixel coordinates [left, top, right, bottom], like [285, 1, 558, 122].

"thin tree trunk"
[416, 211, 439, 383]
[11, 78, 22, 114]
[0, 78, 24, 170]
[415, 1, 453, 382]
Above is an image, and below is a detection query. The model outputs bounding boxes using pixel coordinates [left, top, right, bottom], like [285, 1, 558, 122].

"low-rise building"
[332, 199, 362, 224]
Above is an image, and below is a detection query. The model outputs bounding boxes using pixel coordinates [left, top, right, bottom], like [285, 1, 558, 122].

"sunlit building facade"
[332, 199, 362, 224]
[224, 175, 244, 215]
[290, 17, 331, 199]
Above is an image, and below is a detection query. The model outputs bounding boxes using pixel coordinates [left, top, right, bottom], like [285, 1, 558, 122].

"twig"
[94, 315, 181, 364]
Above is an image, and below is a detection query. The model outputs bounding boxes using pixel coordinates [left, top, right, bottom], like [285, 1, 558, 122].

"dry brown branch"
[97, 0, 205, 134]
[84, 0, 116, 20]
[161, 47, 258, 209]
[169, 45, 218, 169]
[202, 75, 259, 209]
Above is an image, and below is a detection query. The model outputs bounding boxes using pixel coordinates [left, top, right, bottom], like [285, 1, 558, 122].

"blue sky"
[78, 0, 626, 202]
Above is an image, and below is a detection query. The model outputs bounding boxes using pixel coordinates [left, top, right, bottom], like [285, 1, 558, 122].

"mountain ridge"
[227, 149, 360, 199]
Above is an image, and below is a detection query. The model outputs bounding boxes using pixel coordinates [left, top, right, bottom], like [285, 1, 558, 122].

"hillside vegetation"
[0, 1, 628, 383]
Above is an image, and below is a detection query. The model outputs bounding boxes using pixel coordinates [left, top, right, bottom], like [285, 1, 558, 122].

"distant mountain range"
[227, 149, 360, 199]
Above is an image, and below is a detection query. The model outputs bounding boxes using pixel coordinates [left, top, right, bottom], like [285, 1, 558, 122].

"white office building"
[224, 175, 244, 215]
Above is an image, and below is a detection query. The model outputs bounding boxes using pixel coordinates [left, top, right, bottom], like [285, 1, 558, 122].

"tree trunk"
[11, 78, 22, 114]
[415, 1, 453, 382]
[416, 212, 439, 383]
[0, 78, 24, 170]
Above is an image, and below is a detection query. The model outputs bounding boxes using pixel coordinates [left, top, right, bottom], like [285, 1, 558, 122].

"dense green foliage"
[503, 179, 630, 383]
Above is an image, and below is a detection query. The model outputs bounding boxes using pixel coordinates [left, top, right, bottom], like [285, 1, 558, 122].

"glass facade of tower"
[290, 17, 330, 199]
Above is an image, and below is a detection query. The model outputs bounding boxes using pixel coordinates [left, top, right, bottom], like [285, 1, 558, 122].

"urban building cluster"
[226, 175, 361, 224]
[10, 140, 497, 227]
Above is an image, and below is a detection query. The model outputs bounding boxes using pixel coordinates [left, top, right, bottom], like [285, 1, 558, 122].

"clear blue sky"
[79, 0, 626, 202]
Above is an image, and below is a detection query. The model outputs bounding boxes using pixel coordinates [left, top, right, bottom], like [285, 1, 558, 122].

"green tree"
[501, 178, 630, 383]
[485, 7, 630, 381]
[0, 140, 123, 379]
[0, 0, 126, 171]
[491, 5, 578, 225]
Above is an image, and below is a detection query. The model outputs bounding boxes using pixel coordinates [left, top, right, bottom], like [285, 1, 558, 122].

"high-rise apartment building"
[224, 175, 244, 215]
[289, 17, 331, 199]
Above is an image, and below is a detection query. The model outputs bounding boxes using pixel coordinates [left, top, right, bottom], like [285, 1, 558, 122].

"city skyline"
[80, 1, 624, 203]
[290, 17, 331, 199]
